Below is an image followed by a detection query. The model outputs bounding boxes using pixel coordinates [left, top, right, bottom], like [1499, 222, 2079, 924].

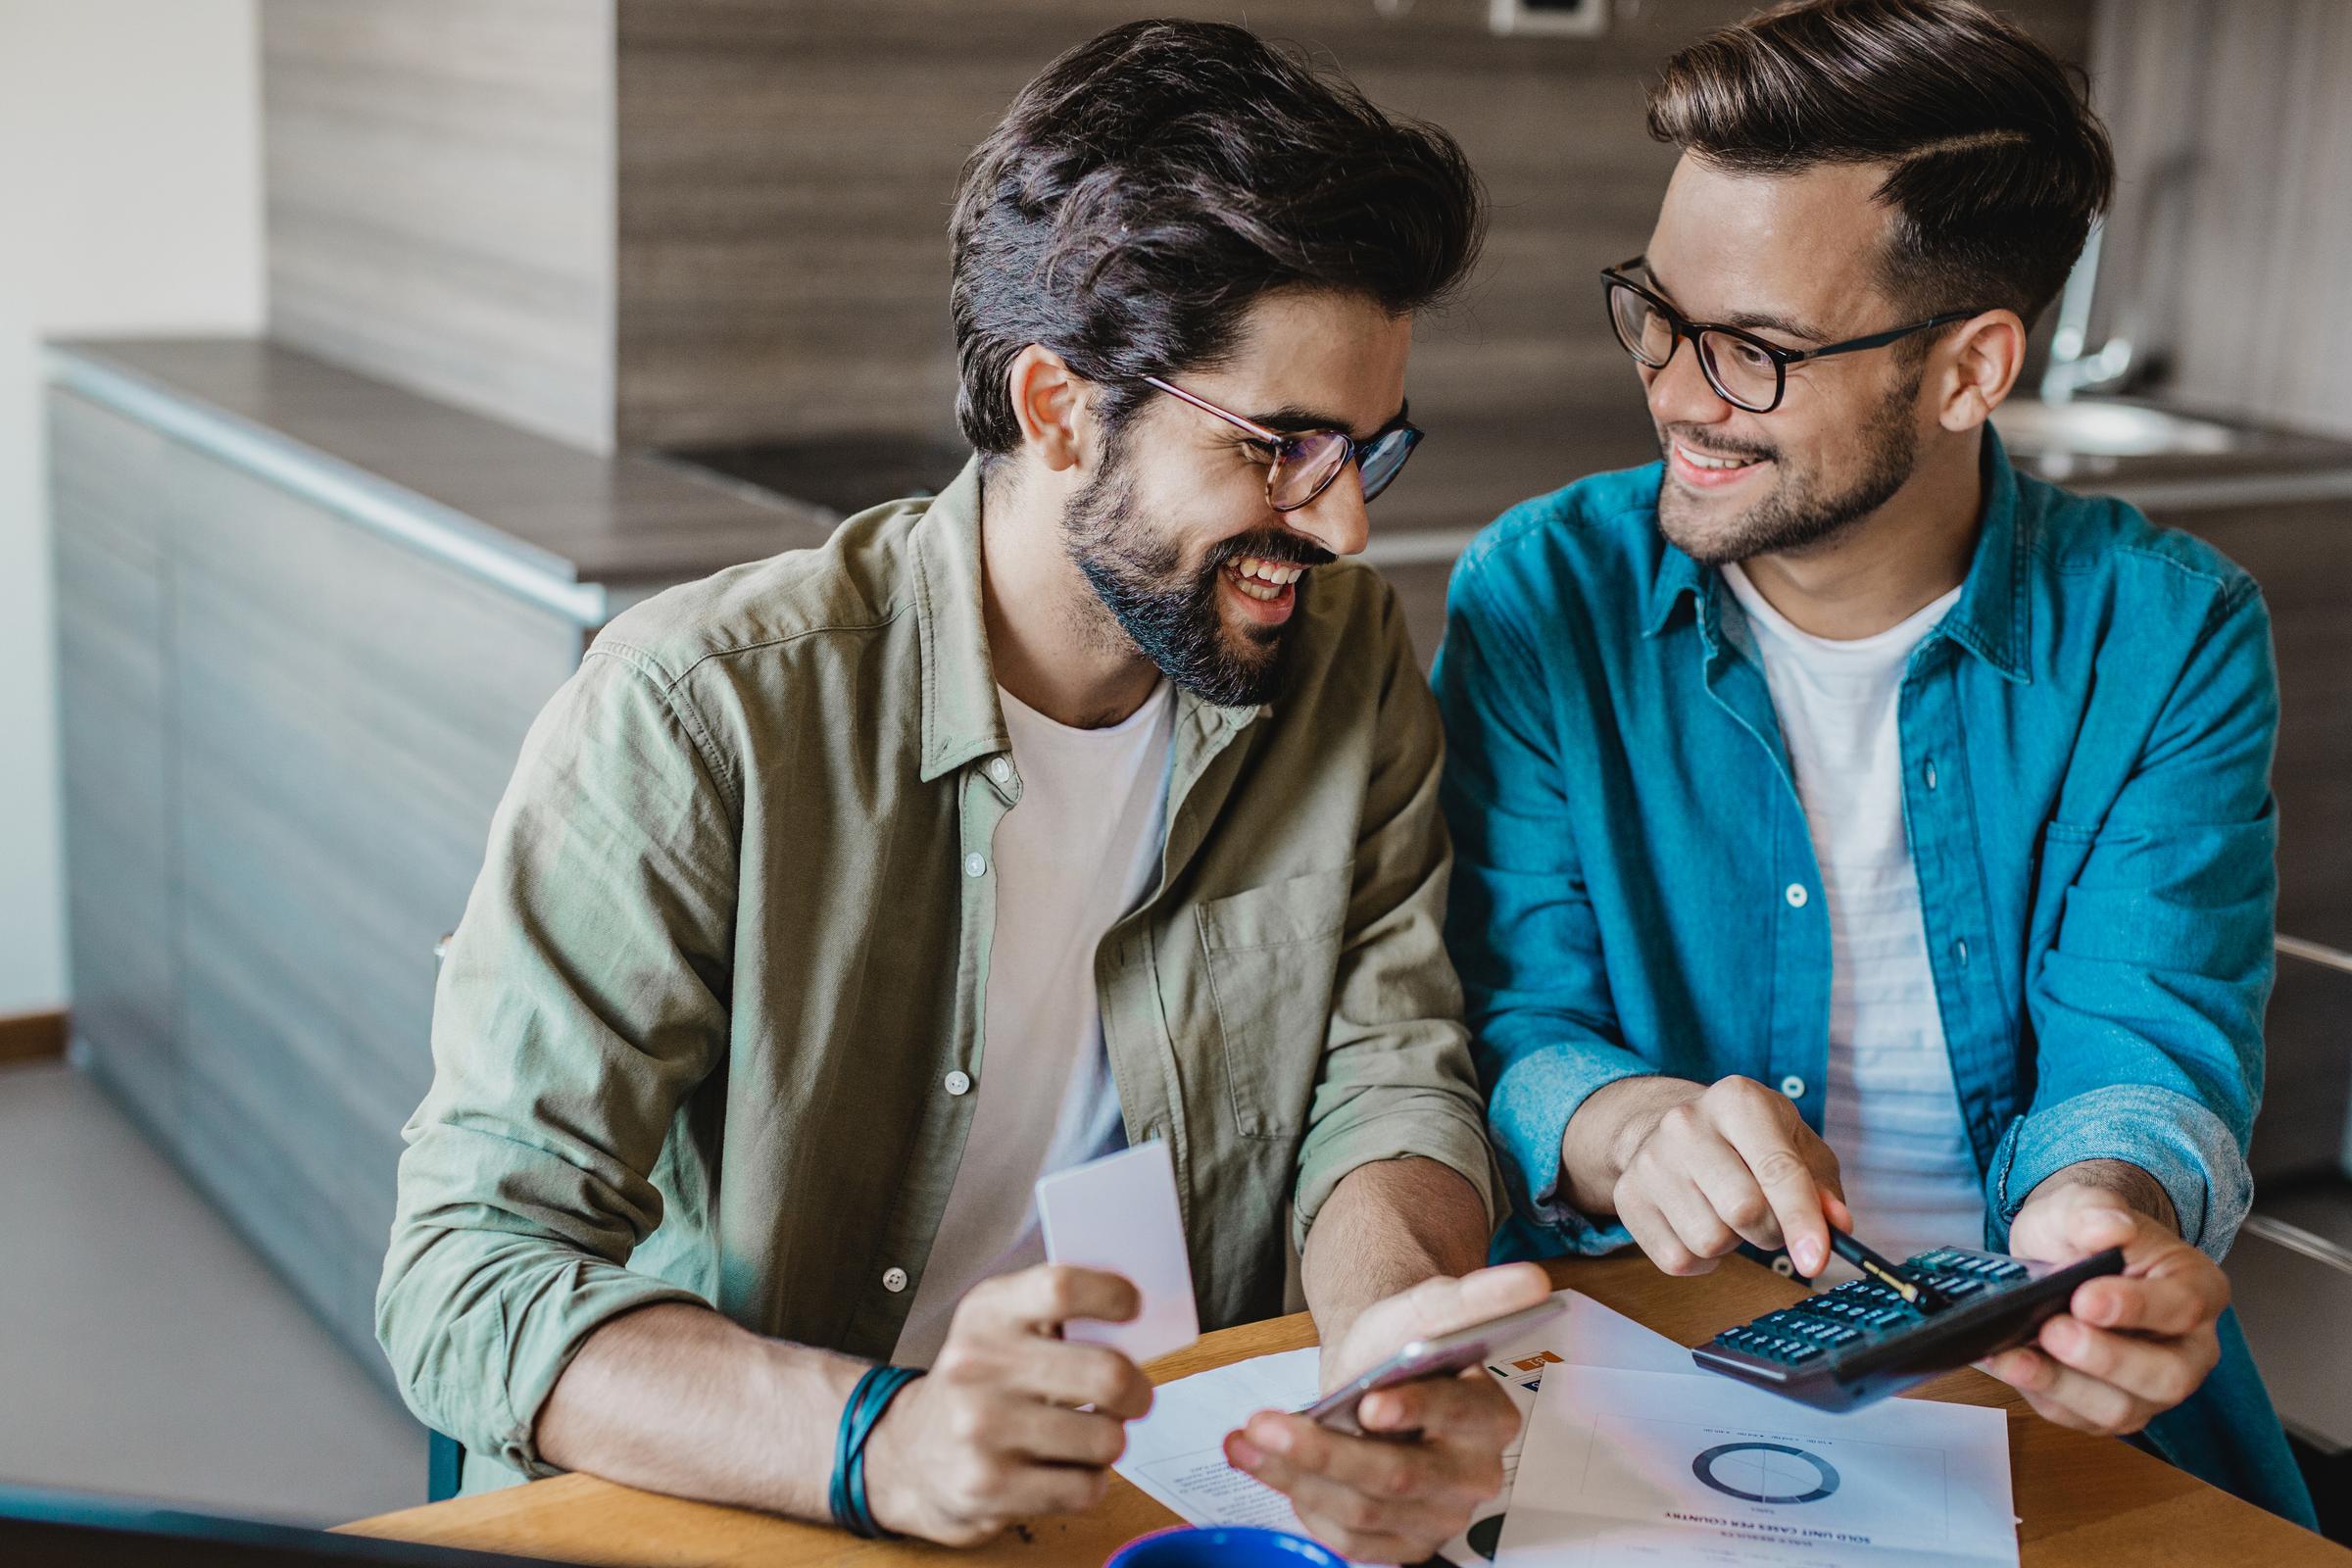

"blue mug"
[1106, 1524, 1348, 1568]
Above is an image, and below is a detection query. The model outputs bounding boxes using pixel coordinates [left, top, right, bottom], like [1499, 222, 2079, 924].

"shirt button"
[1955, 939, 1971, 965]
[1785, 883, 1810, 908]
[882, 1267, 908, 1294]
[963, 852, 987, 878]
[944, 1069, 972, 1096]
[988, 758, 1013, 786]
[1779, 1074, 1807, 1100]
[1925, 760, 1939, 791]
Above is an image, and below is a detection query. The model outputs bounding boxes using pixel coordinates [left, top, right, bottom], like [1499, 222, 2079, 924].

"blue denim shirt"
[1433, 431, 2313, 1525]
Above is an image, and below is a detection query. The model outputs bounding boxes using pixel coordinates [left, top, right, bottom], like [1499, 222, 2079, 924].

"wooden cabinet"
[50, 394, 181, 1144]
[48, 384, 591, 1385]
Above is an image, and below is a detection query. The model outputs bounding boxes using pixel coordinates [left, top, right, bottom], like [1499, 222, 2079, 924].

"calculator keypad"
[1703, 1247, 2031, 1367]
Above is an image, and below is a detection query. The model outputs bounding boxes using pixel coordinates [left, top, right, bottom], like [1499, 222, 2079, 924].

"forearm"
[1302, 1156, 1493, 1357]
[535, 1301, 865, 1519]
[2024, 1158, 2180, 1236]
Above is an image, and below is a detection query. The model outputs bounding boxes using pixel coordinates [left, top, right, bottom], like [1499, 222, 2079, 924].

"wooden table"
[343, 1254, 2345, 1566]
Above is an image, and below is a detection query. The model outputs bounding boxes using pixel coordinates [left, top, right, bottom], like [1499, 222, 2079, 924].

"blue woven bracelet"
[830, 1365, 923, 1539]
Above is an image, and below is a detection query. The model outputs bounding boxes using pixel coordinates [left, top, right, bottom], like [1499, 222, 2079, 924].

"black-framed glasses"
[1143, 375, 1423, 512]
[1602, 256, 1982, 414]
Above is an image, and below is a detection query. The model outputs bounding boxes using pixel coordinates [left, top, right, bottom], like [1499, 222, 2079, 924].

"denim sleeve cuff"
[1485, 1038, 1657, 1256]
[1987, 1083, 2252, 1260]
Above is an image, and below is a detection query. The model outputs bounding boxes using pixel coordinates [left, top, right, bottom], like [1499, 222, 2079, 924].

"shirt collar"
[910, 457, 1010, 782]
[909, 456, 1271, 783]
[1640, 426, 2033, 684]
[1936, 425, 2033, 684]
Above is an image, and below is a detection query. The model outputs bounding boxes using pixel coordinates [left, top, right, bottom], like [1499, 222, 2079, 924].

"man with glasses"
[379, 19, 1544, 1558]
[1436, 0, 2314, 1523]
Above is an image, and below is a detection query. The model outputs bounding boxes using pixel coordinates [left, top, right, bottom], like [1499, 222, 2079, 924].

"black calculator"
[1690, 1245, 2127, 1412]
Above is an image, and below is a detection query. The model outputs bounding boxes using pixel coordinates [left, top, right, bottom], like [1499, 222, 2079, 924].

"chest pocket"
[1197, 866, 1352, 1140]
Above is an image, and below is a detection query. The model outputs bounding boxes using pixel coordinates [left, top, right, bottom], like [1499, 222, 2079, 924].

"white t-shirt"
[1721, 564, 1984, 1269]
[890, 679, 1176, 1365]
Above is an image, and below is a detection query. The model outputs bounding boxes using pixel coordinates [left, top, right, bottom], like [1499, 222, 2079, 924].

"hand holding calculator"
[1692, 1236, 2127, 1412]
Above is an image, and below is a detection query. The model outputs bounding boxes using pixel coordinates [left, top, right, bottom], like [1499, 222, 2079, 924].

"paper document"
[1442, 1288, 1694, 1563]
[1037, 1141, 1200, 1363]
[1112, 1289, 1694, 1563]
[1116, 1345, 1324, 1538]
[1495, 1364, 2018, 1568]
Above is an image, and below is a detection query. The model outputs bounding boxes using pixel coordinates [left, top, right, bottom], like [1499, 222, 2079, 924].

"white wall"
[0, 0, 265, 1015]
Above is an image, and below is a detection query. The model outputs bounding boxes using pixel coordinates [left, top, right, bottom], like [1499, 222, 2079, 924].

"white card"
[1035, 1140, 1200, 1364]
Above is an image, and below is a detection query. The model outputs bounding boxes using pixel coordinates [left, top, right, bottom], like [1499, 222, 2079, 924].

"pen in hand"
[1827, 1226, 1950, 1314]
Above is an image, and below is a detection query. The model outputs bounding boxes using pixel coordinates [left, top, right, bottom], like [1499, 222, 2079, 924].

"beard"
[1059, 447, 1328, 710]
[1655, 370, 1924, 567]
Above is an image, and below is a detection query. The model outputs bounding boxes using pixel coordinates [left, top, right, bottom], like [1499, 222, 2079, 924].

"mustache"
[1659, 425, 1779, 465]
[1204, 531, 1337, 573]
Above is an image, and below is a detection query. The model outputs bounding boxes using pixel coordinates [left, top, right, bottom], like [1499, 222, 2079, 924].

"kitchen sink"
[1991, 398, 2247, 462]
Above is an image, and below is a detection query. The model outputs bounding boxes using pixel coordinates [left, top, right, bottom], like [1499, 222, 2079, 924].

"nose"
[1282, 462, 1370, 560]
[1643, 339, 1738, 433]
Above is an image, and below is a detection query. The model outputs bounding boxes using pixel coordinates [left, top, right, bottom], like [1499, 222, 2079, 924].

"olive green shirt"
[377, 460, 1502, 1486]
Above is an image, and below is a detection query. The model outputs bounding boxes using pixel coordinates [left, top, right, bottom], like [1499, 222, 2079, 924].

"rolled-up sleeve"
[1433, 549, 1652, 1255]
[377, 644, 738, 1476]
[1291, 584, 1505, 1251]
[1990, 581, 2277, 1260]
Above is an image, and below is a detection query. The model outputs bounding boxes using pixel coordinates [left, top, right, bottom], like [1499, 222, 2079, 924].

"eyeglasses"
[1601, 256, 1982, 414]
[1143, 376, 1422, 512]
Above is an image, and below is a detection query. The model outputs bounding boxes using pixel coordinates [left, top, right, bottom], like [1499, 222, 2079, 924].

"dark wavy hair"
[949, 19, 1485, 457]
[1646, 0, 2115, 329]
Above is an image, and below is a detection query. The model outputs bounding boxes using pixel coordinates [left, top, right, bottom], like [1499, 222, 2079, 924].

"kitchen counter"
[46, 337, 837, 621]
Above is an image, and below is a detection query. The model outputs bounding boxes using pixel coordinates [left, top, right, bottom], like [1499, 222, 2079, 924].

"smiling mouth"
[1675, 440, 1769, 472]
[1221, 554, 1306, 603]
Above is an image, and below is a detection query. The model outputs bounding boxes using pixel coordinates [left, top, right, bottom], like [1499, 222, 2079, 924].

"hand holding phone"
[1298, 1296, 1567, 1436]
[1223, 1265, 1553, 1564]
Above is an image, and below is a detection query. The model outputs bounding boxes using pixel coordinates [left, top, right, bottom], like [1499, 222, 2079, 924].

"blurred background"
[1, 0, 2347, 1536]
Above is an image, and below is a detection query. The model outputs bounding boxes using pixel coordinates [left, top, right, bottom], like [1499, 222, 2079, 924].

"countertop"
[45, 337, 838, 614]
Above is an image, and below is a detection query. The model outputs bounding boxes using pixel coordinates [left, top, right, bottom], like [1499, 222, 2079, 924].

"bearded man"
[379, 19, 1543, 1560]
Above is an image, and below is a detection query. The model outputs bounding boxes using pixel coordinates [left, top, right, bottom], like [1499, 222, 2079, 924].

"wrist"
[1562, 1076, 1685, 1211]
[851, 1372, 927, 1539]
[2027, 1160, 2178, 1236]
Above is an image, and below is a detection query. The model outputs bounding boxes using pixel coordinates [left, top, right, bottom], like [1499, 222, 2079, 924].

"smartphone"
[1296, 1297, 1568, 1437]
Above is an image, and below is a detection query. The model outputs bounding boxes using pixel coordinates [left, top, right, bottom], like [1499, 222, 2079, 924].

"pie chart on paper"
[1691, 1441, 1842, 1505]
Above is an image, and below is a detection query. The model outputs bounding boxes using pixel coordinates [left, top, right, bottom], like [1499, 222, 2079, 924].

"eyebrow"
[1642, 264, 1827, 344]
[1249, 401, 1410, 442]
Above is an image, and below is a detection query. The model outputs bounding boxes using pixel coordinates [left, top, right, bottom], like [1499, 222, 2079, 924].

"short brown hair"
[1645, 0, 2114, 329]
[950, 20, 1484, 456]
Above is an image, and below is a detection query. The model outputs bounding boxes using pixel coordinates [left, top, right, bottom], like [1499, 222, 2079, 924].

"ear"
[1936, 309, 2027, 432]
[1005, 344, 1091, 472]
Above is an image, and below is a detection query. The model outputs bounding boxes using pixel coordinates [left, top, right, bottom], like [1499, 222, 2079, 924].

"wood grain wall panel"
[2165, 500, 2352, 956]
[47, 392, 181, 1144]
[261, 0, 619, 451]
[612, 0, 2089, 531]
[2087, 0, 2352, 439]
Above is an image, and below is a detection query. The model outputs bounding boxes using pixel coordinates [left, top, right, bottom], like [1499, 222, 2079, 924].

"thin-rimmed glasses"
[1143, 376, 1422, 512]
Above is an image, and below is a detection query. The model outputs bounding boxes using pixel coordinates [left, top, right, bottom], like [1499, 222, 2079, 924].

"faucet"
[2039, 220, 2136, 405]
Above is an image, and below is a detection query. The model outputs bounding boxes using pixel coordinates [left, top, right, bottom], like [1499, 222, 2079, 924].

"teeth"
[1229, 557, 1304, 587]
[1680, 443, 1759, 471]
